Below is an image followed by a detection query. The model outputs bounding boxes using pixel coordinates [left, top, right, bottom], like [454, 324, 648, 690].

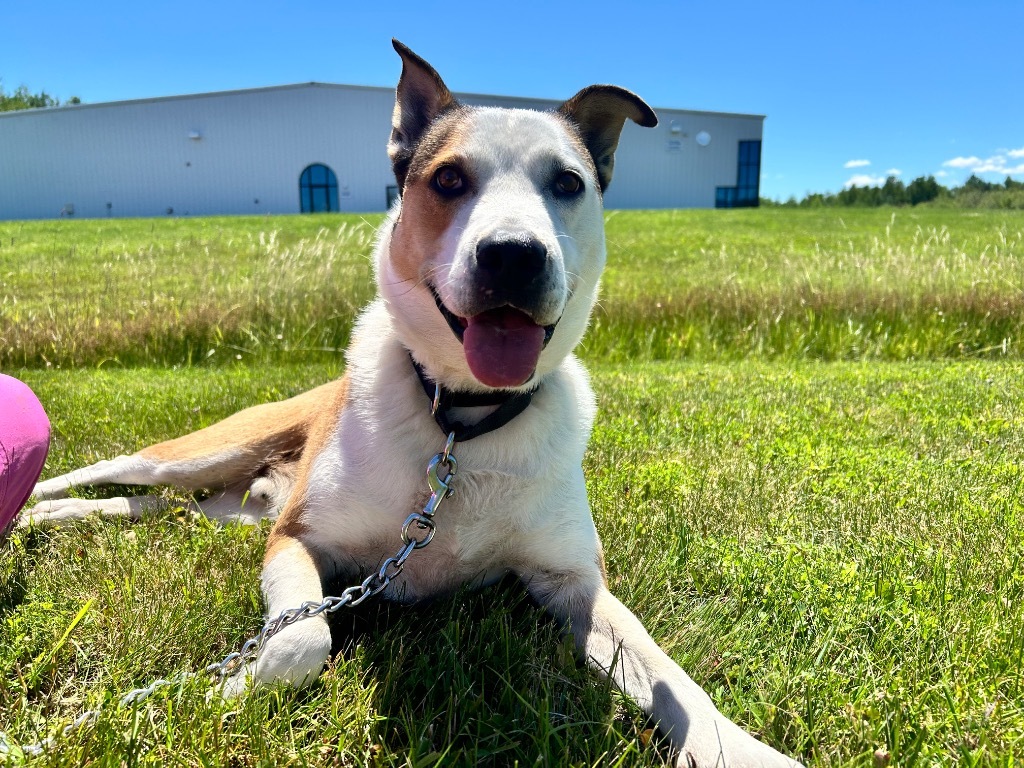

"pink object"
[1, 374, 50, 536]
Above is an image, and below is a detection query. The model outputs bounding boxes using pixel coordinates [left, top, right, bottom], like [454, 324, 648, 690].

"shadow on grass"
[0, 535, 30, 621]
[322, 574, 659, 766]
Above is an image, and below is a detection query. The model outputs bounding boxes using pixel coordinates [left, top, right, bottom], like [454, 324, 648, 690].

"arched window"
[299, 163, 339, 213]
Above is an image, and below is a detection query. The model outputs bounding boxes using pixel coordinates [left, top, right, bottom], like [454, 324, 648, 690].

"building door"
[299, 163, 339, 213]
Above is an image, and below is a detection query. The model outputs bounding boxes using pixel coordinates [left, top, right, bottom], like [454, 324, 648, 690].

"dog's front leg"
[528, 571, 801, 768]
[220, 533, 333, 697]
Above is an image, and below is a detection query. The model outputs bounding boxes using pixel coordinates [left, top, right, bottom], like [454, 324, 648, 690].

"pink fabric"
[1, 374, 50, 535]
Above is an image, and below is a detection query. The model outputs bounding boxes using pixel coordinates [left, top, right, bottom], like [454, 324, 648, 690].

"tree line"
[766, 174, 1024, 210]
[0, 83, 80, 111]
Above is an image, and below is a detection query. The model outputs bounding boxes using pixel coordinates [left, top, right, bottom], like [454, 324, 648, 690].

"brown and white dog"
[26, 42, 799, 768]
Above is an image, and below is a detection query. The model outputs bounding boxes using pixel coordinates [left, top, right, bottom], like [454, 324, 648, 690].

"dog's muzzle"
[429, 283, 558, 391]
[426, 233, 567, 389]
[430, 286, 556, 347]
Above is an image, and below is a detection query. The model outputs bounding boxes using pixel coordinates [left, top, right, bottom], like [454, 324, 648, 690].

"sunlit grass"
[1, 215, 378, 367]
[2, 361, 1023, 765]
[2, 208, 1023, 367]
[591, 208, 1024, 360]
[2, 208, 1024, 765]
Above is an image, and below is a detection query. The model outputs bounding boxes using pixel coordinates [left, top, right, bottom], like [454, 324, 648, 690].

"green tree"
[0, 82, 80, 111]
[907, 175, 942, 205]
[837, 184, 883, 207]
[961, 174, 997, 193]
[786, 173, 1020, 208]
[880, 176, 908, 206]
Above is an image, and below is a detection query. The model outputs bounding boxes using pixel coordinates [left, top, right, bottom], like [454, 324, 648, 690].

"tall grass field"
[1, 208, 1022, 766]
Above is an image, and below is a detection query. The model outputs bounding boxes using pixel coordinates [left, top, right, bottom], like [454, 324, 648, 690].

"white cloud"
[941, 149, 1024, 174]
[844, 174, 886, 188]
[973, 158, 1007, 173]
[943, 156, 983, 168]
[885, 168, 902, 176]
[844, 159, 871, 168]
[961, 155, 1024, 176]
[922, 147, 1024, 184]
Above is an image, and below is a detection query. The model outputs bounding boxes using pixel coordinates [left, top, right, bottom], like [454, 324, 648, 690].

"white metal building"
[0, 83, 763, 220]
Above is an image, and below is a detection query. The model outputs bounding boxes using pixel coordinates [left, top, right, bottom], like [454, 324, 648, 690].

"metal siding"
[0, 84, 762, 220]
[605, 110, 764, 209]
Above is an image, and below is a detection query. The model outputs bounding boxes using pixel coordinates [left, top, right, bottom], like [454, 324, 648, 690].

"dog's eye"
[433, 166, 465, 195]
[555, 171, 584, 196]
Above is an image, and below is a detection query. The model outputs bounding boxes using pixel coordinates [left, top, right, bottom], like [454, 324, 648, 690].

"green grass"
[2, 208, 1023, 367]
[2, 208, 1024, 766]
[0, 215, 379, 368]
[594, 208, 1024, 361]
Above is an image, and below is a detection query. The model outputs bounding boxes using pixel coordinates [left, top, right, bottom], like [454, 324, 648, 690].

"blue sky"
[3, 0, 1022, 201]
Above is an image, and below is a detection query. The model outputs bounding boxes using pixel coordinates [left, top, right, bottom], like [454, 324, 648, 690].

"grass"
[594, 208, 1024, 361]
[1, 207, 1024, 766]
[0, 215, 379, 368]
[2, 208, 1023, 368]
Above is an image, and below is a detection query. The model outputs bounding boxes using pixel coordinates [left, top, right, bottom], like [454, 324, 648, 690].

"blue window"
[299, 164, 339, 213]
[715, 187, 737, 207]
[716, 140, 761, 209]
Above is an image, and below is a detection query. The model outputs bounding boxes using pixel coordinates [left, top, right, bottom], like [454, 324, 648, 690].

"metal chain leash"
[207, 430, 457, 680]
[0, 431, 458, 760]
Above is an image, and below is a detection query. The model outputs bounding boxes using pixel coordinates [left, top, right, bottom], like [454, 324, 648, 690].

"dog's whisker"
[381, 264, 452, 298]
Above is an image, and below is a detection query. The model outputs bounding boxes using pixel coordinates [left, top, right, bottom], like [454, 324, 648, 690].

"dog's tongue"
[463, 307, 545, 388]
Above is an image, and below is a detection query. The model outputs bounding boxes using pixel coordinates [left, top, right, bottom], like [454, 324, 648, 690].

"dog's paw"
[31, 476, 74, 501]
[216, 615, 332, 699]
[18, 497, 132, 527]
[676, 718, 803, 768]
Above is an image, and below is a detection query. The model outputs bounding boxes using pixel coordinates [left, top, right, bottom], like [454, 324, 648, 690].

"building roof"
[0, 81, 766, 122]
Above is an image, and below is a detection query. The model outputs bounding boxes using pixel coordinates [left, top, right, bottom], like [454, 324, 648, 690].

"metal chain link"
[0, 432, 458, 758]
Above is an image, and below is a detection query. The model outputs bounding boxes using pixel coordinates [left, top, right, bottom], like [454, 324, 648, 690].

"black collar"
[411, 357, 538, 442]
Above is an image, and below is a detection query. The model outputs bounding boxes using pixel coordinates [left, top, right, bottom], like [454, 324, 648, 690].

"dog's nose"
[475, 234, 548, 287]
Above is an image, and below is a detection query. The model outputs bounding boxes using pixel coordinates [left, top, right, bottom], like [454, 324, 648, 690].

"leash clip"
[424, 432, 457, 517]
[431, 382, 442, 415]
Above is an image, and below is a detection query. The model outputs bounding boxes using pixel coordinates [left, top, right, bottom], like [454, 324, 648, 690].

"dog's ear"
[389, 40, 458, 189]
[559, 86, 658, 192]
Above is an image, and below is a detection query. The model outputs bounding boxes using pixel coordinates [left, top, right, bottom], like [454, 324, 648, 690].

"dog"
[25, 41, 800, 768]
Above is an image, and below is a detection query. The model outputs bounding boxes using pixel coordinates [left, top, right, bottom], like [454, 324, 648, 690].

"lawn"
[1, 208, 1023, 766]
[2, 207, 1023, 368]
